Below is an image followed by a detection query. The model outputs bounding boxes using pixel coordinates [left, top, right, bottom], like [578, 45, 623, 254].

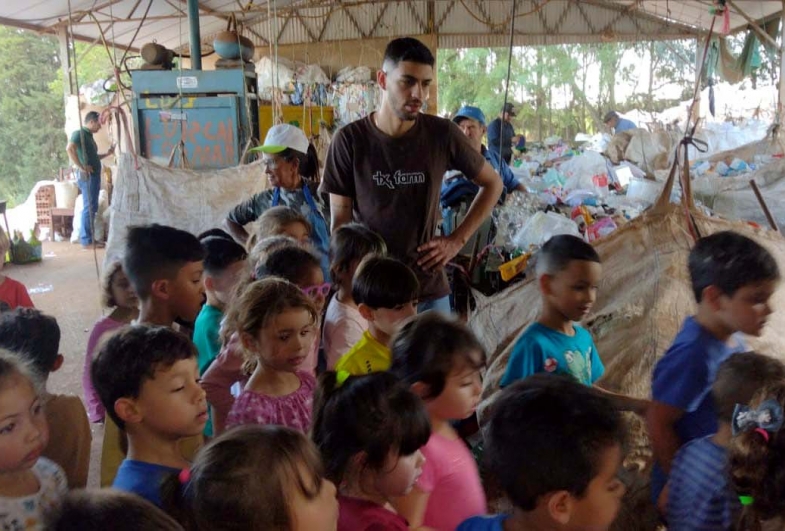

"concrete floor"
[7, 241, 106, 487]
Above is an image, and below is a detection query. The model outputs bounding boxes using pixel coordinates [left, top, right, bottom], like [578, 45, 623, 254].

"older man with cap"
[441, 105, 526, 243]
[487, 102, 523, 164]
[603, 110, 637, 134]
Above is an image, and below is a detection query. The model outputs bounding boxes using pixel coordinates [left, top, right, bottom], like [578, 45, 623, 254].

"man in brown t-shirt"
[321, 37, 503, 312]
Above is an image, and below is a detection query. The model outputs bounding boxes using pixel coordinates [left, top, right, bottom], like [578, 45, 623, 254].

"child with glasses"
[225, 277, 320, 433]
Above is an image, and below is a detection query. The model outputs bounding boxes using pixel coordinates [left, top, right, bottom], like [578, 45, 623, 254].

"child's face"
[289, 472, 339, 531]
[0, 375, 49, 474]
[169, 261, 206, 322]
[369, 300, 418, 338]
[564, 443, 625, 531]
[298, 266, 327, 313]
[543, 260, 602, 322]
[425, 360, 482, 422]
[373, 448, 425, 497]
[715, 279, 778, 337]
[111, 269, 138, 310]
[209, 259, 247, 306]
[256, 308, 317, 373]
[132, 357, 207, 438]
[280, 222, 311, 245]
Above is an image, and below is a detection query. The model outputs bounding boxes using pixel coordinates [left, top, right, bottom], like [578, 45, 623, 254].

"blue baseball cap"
[453, 106, 486, 127]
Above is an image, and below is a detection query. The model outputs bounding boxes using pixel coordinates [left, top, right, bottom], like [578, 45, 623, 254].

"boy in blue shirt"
[500, 235, 647, 412]
[647, 231, 780, 509]
[665, 352, 785, 530]
[92, 325, 208, 507]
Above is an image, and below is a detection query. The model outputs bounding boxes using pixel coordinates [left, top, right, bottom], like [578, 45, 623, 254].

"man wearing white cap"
[321, 37, 503, 314]
[225, 124, 330, 275]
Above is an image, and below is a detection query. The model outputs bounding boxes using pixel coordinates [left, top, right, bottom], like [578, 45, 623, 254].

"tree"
[0, 27, 66, 207]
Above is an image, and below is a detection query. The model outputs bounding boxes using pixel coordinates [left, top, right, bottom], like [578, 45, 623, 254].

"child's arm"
[201, 335, 245, 435]
[646, 401, 685, 474]
[592, 386, 650, 416]
[656, 481, 669, 516]
[391, 487, 430, 530]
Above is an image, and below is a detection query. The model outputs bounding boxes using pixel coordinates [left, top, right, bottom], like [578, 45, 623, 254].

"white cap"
[257, 124, 309, 155]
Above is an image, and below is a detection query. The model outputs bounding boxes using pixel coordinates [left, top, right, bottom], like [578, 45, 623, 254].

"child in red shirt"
[0, 228, 34, 310]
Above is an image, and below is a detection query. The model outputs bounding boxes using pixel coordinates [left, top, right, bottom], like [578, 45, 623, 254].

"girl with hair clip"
[224, 277, 320, 432]
[311, 371, 431, 531]
[82, 261, 138, 423]
[162, 425, 338, 531]
[729, 381, 785, 531]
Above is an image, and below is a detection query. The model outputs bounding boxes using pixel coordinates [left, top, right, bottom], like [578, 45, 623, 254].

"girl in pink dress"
[82, 261, 138, 422]
[225, 277, 320, 433]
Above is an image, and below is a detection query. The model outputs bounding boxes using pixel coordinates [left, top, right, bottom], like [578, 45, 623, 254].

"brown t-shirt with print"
[321, 113, 486, 300]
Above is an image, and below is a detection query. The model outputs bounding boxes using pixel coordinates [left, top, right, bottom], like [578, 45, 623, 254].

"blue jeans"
[76, 170, 100, 245]
[417, 295, 451, 315]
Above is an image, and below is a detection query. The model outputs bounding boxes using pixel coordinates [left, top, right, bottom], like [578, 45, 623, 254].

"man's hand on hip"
[416, 235, 463, 271]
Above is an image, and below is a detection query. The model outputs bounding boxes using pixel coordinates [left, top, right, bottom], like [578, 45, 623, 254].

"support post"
[692, 36, 702, 124]
[187, 0, 202, 70]
[779, 2, 785, 124]
[58, 27, 77, 99]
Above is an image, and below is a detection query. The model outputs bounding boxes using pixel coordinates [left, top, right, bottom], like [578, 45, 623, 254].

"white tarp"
[105, 153, 267, 263]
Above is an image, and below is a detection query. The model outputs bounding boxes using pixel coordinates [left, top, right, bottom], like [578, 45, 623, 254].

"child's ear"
[50, 354, 64, 373]
[204, 275, 215, 292]
[538, 273, 552, 296]
[150, 278, 170, 300]
[545, 490, 574, 525]
[239, 331, 258, 352]
[358, 303, 375, 322]
[702, 285, 724, 311]
[114, 398, 143, 425]
[410, 381, 431, 400]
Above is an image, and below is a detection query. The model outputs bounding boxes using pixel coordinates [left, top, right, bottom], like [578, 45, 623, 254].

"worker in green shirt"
[66, 111, 114, 249]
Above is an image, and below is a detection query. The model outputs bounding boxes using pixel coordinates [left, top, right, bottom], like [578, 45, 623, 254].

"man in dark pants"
[66, 111, 113, 249]
[487, 102, 523, 164]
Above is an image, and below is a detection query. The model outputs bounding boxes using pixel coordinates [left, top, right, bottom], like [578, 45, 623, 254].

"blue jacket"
[614, 117, 637, 133]
[440, 145, 520, 208]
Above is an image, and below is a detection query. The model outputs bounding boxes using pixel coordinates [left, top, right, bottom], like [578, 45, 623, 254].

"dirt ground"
[7, 241, 106, 487]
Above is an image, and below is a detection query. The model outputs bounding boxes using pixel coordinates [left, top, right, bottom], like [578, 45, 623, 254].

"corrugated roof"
[0, 0, 780, 53]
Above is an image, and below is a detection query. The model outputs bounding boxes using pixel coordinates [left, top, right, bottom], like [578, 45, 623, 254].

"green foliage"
[0, 29, 118, 207]
[0, 27, 66, 207]
[437, 40, 704, 143]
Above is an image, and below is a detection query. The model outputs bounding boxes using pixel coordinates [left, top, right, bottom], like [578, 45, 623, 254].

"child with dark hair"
[163, 425, 338, 531]
[500, 235, 646, 410]
[323, 223, 387, 368]
[729, 381, 785, 531]
[122, 223, 206, 328]
[225, 278, 319, 432]
[648, 231, 780, 506]
[389, 311, 487, 530]
[458, 374, 627, 530]
[45, 489, 184, 531]
[201, 244, 325, 435]
[83, 261, 139, 423]
[0, 349, 67, 530]
[665, 352, 785, 530]
[312, 371, 431, 530]
[0, 308, 91, 488]
[334, 255, 419, 375]
[193, 232, 247, 375]
[91, 325, 208, 507]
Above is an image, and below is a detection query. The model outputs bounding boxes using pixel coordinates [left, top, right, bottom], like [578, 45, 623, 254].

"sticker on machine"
[159, 111, 187, 122]
[176, 76, 198, 89]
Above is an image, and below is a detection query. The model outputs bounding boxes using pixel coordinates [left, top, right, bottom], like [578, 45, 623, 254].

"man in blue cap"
[441, 105, 526, 239]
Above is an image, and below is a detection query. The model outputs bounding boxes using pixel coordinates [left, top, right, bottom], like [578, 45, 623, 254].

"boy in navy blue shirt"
[647, 231, 780, 509]
[92, 326, 208, 507]
[500, 235, 647, 413]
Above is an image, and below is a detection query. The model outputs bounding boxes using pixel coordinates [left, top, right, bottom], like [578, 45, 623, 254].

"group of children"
[0, 199, 784, 531]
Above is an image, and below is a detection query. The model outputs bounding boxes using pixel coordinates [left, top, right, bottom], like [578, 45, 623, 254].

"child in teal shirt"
[500, 235, 647, 414]
[193, 230, 247, 435]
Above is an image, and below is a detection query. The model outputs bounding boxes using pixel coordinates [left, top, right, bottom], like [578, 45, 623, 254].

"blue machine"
[130, 68, 259, 169]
